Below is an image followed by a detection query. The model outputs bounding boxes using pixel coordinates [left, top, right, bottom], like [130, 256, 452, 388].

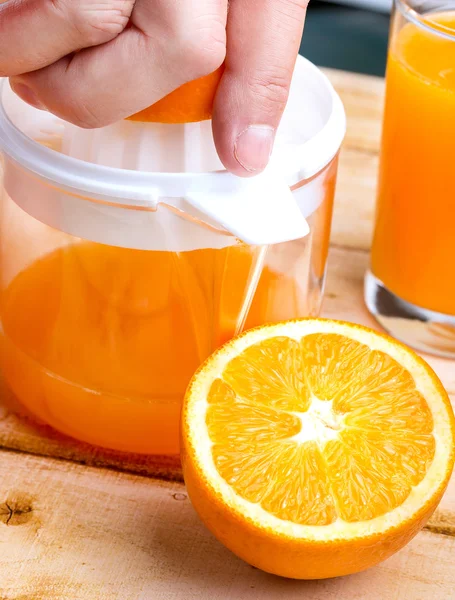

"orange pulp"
[371, 13, 455, 315]
[182, 320, 455, 579]
[0, 241, 309, 455]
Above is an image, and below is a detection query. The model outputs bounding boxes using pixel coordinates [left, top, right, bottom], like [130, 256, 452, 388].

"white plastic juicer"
[0, 56, 345, 455]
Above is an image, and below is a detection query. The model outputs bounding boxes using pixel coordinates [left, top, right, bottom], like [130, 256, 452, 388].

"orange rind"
[128, 66, 224, 123]
[182, 318, 455, 579]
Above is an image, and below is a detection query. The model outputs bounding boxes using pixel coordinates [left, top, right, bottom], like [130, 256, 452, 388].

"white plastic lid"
[0, 56, 345, 250]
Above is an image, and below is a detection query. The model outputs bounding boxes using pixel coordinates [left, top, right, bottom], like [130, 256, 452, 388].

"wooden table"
[0, 70, 454, 600]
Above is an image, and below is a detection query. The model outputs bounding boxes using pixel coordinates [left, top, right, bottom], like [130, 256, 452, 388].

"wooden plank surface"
[0, 451, 454, 600]
[0, 69, 454, 599]
[328, 68, 383, 251]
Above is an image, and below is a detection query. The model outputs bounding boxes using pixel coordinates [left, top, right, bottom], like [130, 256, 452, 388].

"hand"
[0, 0, 308, 176]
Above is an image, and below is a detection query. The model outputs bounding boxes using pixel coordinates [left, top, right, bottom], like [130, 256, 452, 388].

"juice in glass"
[0, 157, 337, 455]
[367, 2, 455, 355]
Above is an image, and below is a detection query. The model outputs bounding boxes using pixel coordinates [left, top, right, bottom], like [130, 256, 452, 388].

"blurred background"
[300, 0, 391, 76]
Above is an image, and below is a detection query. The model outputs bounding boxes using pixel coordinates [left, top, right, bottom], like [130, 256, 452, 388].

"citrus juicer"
[0, 56, 346, 455]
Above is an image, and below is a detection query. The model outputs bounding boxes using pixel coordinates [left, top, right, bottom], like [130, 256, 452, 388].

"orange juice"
[0, 241, 311, 454]
[371, 12, 455, 315]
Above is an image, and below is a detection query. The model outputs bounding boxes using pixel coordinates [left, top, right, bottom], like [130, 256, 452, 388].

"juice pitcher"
[0, 57, 345, 455]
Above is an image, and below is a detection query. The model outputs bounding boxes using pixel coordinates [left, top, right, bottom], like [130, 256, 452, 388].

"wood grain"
[0, 452, 454, 600]
[328, 68, 384, 251]
[324, 69, 384, 153]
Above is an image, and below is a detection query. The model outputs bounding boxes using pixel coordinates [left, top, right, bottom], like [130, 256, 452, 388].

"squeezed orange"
[128, 67, 224, 123]
[0, 241, 311, 454]
[371, 12, 455, 315]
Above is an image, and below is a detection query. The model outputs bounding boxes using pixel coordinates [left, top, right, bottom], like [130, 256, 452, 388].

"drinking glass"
[365, 0, 455, 357]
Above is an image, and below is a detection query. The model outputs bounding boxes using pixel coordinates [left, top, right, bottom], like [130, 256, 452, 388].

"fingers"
[10, 0, 227, 127]
[212, 0, 308, 176]
[0, 0, 135, 77]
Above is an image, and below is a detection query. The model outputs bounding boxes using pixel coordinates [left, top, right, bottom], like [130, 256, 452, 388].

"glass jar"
[0, 57, 345, 454]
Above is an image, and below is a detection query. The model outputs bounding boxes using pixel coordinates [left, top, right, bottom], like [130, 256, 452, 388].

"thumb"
[212, 0, 308, 177]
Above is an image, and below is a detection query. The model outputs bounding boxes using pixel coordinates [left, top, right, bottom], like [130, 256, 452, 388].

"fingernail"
[234, 125, 275, 173]
[10, 82, 46, 111]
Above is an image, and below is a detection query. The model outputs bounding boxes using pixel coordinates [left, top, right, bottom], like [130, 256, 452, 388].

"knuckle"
[56, 0, 134, 46]
[246, 70, 291, 115]
[188, 37, 226, 77]
[176, 22, 226, 78]
[19, 61, 110, 129]
[62, 95, 107, 129]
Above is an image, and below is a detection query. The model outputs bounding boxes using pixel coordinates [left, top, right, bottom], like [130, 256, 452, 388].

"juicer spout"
[184, 169, 309, 246]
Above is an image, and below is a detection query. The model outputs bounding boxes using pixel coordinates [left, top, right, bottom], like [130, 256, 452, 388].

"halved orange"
[127, 66, 224, 124]
[181, 319, 455, 579]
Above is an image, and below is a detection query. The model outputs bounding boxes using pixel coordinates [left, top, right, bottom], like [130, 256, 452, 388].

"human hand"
[0, 0, 308, 176]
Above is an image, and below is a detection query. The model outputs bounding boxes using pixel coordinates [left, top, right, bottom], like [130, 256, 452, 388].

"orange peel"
[128, 66, 224, 124]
